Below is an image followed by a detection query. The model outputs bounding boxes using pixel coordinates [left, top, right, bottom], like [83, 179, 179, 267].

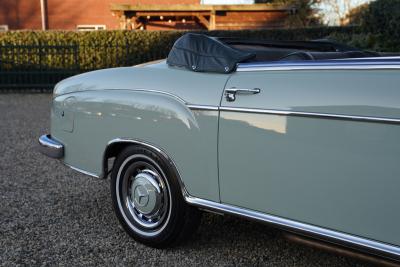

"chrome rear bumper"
[38, 134, 64, 159]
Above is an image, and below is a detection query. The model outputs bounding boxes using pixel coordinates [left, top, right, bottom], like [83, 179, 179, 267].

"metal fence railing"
[0, 45, 80, 91]
[0, 44, 167, 91]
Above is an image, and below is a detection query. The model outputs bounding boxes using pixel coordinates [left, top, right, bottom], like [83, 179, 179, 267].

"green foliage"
[1, 27, 398, 89]
[327, 32, 380, 51]
[0, 30, 184, 71]
[362, 0, 400, 37]
[0, 26, 397, 73]
[359, 0, 400, 51]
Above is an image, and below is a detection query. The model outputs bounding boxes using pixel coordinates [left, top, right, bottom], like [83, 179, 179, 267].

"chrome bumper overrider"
[38, 134, 64, 159]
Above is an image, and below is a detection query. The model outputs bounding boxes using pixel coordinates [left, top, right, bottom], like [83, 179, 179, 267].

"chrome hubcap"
[130, 170, 162, 216]
[124, 166, 169, 229]
[117, 154, 172, 236]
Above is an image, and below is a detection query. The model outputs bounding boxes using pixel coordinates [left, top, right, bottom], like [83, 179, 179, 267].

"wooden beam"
[145, 21, 200, 30]
[214, 21, 285, 30]
[135, 11, 209, 17]
[110, 4, 294, 12]
[209, 10, 216, 30]
[195, 15, 210, 30]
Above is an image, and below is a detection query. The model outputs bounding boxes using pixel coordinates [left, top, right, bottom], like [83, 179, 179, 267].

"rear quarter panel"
[51, 64, 227, 202]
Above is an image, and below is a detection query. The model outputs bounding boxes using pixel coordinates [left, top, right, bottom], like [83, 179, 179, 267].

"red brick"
[0, 0, 198, 30]
[0, 0, 287, 31]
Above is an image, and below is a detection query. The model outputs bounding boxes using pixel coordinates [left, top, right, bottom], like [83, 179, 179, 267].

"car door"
[218, 67, 400, 246]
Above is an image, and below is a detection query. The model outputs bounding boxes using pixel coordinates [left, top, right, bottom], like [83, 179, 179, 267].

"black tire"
[110, 145, 201, 248]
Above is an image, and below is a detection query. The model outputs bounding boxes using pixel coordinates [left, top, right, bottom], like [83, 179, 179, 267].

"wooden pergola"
[110, 4, 295, 30]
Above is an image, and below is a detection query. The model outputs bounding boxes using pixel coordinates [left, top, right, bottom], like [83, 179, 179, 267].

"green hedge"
[0, 27, 360, 46]
[0, 31, 183, 71]
[1, 26, 400, 72]
[0, 27, 364, 71]
[360, 0, 400, 51]
[3, 26, 399, 90]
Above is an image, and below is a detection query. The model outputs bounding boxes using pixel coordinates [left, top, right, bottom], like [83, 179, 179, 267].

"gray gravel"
[0, 94, 371, 266]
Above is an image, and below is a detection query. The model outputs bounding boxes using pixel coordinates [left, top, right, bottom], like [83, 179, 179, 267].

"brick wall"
[0, 0, 199, 30]
[0, 0, 42, 29]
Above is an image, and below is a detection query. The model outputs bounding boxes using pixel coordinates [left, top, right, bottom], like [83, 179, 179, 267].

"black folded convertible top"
[166, 33, 385, 74]
[166, 33, 255, 73]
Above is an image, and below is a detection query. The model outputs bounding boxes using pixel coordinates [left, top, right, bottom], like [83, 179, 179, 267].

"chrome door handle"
[224, 88, 261, 102]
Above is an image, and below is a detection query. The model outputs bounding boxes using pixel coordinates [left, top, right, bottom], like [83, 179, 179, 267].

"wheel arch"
[102, 138, 189, 198]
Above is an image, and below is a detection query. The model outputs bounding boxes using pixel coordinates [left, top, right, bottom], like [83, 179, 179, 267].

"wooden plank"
[195, 15, 210, 29]
[216, 22, 285, 27]
[214, 21, 285, 30]
[210, 11, 216, 30]
[135, 11, 209, 17]
[110, 4, 293, 12]
[145, 21, 201, 30]
[210, 4, 293, 11]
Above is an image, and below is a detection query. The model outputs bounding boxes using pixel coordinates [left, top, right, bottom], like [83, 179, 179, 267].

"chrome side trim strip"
[187, 104, 219, 111]
[186, 105, 400, 124]
[128, 89, 187, 104]
[185, 196, 400, 261]
[57, 88, 188, 104]
[65, 164, 100, 178]
[220, 106, 400, 124]
[237, 58, 400, 72]
[337, 56, 400, 61]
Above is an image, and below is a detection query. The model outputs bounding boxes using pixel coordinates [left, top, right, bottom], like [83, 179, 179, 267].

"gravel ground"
[0, 94, 373, 266]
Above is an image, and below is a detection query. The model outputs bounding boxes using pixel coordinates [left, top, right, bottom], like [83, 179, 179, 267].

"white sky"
[319, 0, 372, 25]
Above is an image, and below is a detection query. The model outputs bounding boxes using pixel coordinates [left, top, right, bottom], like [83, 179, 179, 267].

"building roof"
[110, 3, 294, 12]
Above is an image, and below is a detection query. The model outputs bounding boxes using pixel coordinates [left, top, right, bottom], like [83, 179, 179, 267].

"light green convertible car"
[39, 34, 400, 261]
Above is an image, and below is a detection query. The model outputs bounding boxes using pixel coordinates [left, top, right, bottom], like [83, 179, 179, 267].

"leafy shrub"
[3, 27, 399, 89]
[360, 0, 400, 51]
[0, 27, 359, 71]
[362, 0, 400, 37]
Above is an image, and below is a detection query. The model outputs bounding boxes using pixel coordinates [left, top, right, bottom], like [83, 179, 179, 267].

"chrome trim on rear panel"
[186, 105, 400, 124]
[187, 104, 219, 111]
[65, 164, 100, 178]
[219, 107, 400, 124]
[237, 58, 400, 72]
[129, 89, 187, 104]
[185, 196, 400, 261]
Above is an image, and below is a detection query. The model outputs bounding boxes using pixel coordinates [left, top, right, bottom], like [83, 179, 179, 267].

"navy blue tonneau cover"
[166, 33, 255, 73]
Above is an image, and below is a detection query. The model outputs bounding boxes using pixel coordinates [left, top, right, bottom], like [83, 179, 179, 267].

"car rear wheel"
[110, 145, 201, 248]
